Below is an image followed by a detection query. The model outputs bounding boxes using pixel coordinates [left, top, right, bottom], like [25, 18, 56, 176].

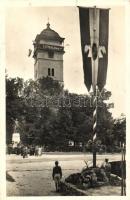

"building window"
[39, 44, 43, 49]
[52, 68, 54, 76]
[48, 68, 50, 76]
[48, 68, 54, 76]
[48, 51, 54, 58]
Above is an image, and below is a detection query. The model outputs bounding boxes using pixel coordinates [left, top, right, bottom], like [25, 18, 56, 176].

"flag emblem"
[79, 7, 109, 92]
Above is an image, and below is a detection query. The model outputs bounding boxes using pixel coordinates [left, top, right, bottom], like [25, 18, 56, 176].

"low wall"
[60, 172, 122, 196]
[60, 181, 87, 196]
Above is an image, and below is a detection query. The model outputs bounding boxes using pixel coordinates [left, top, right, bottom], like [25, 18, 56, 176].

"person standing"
[38, 146, 42, 156]
[52, 161, 62, 192]
[90, 170, 97, 187]
[22, 146, 28, 158]
[101, 158, 111, 179]
[35, 145, 39, 156]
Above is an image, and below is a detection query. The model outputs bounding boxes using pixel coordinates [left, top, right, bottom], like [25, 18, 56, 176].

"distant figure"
[8, 144, 13, 155]
[100, 168, 109, 182]
[101, 158, 111, 179]
[38, 146, 42, 156]
[30, 145, 35, 156]
[90, 170, 97, 187]
[52, 161, 62, 192]
[35, 146, 39, 156]
[22, 146, 28, 158]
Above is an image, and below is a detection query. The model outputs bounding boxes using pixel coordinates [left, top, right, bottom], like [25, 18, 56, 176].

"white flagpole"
[92, 6, 98, 168]
[93, 85, 98, 167]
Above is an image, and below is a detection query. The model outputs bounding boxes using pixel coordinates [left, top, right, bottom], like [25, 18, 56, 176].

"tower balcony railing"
[39, 44, 64, 51]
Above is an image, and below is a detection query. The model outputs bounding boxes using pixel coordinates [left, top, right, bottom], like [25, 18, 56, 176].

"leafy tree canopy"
[6, 76, 126, 152]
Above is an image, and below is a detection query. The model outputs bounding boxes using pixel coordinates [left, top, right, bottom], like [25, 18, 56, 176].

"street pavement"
[6, 153, 121, 196]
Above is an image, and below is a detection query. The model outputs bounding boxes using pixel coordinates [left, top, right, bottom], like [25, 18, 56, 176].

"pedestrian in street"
[52, 161, 62, 192]
[38, 146, 42, 156]
[22, 146, 28, 158]
[30, 145, 34, 156]
[35, 145, 39, 156]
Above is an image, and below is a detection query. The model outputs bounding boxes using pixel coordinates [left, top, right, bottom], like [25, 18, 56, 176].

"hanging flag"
[79, 7, 109, 92]
[28, 49, 32, 57]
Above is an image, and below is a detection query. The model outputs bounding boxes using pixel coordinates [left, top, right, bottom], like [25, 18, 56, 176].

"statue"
[14, 118, 19, 132]
[12, 119, 20, 147]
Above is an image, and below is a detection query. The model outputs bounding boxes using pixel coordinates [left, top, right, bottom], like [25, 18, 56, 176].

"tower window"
[48, 51, 54, 58]
[52, 68, 54, 76]
[48, 68, 50, 76]
[39, 44, 43, 49]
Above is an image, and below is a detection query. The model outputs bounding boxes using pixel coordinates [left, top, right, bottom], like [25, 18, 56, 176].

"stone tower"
[33, 22, 65, 84]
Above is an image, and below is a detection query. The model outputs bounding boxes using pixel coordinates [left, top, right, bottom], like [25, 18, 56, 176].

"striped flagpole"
[93, 85, 98, 167]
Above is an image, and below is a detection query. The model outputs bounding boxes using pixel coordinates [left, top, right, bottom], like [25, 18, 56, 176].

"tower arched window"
[48, 68, 50, 76]
[52, 68, 54, 76]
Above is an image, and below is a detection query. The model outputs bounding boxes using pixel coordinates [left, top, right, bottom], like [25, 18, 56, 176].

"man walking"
[52, 161, 62, 192]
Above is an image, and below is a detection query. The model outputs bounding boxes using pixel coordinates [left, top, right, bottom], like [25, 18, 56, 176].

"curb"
[60, 181, 87, 196]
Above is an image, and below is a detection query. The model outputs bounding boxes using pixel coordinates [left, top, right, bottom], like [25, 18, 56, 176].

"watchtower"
[33, 22, 65, 84]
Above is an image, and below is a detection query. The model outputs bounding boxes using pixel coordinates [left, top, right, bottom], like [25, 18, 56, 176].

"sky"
[5, 5, 127, 118]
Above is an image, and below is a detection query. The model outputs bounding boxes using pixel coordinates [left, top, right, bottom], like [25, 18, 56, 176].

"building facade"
[33, 23, 65, 84]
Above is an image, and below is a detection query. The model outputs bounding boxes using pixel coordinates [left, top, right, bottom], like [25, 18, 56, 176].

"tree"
[21, 77, 63, 146]
[6, 76, 24, 143]
[113, 114, 126, 147]
[96, 89, 114, 151]
[6, 75, 118, 153]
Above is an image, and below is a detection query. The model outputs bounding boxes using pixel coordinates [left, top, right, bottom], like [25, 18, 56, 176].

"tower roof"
[35, 23, 65, 43]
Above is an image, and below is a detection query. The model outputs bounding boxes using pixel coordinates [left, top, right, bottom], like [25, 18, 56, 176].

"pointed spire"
[47, 22, 50, 29]
[47, 17, 50, 29]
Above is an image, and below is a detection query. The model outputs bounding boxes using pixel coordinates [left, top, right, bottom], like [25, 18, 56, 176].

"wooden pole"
[123, 144, 126, 195]
[121, 143, 125, 196]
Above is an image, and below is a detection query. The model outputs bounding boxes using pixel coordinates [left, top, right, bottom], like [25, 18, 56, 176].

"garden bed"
[60, 166, 122, 196]
[60, 180, 121, 196]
